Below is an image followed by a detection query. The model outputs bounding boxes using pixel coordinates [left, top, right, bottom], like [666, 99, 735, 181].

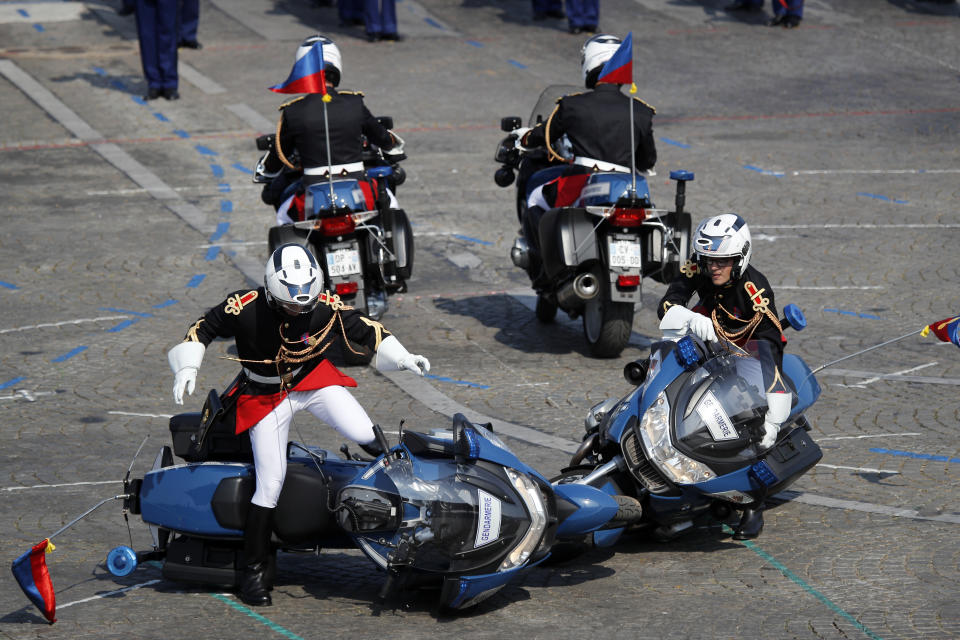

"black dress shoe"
[582, 24, 597, 33]
[546, 9, 565, 18]
[768, 14, 787, 25]
[568, 25, 582, 34]
[732, 508, 764, 540]
[178, 40, 202, 49]
[532, 12, 547, 20]
[144, 87, 162, 100]
[366, 32, 380, 42]
[162, 88, 180, 100]
[783, 14, 801, 27]
[725, 0, 761, 10]
[380, 32, 402, 41]
[117, 5, 134, 16]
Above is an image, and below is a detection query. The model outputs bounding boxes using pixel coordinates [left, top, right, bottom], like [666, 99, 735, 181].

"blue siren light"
[749, 460, 779, 488]
[674, 335, 701, 370]
[783, 303, 807, 332]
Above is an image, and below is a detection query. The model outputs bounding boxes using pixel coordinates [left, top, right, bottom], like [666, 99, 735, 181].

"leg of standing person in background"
[532, 0, 564, 19]
[178, 0, 201, 48]
[363, 0, 382, 41]
[782, 0, 803, 27]
[379, 0, 399, 40]
[338, 0, 364, 26]
[155, 0, 179, 99]
[119, 0, 135, 16]
[725, 0, 762, 12]
[134, 0, 162, 99]
[566, 0, 584, 33]
[580, 0, 598, 32]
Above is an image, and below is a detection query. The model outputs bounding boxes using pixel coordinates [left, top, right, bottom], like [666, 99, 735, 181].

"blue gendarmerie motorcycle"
[555, 304, 822, 541]
[105, 386, 640, 611]
[255, 116, 413, 323]
[494, 85, 693, 358]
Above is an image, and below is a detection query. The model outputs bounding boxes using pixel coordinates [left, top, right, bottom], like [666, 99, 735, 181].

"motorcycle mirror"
[494, 166, 516, 187]
[501, 116, 522, 132]
[623, 359, 649, 386]
[392, 165, 406, 186]
[781, 303, 807, 332]
[377, 116, 394, 129]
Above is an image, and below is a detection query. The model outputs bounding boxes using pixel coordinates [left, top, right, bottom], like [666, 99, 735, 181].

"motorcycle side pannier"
[539, 208, 600, 279]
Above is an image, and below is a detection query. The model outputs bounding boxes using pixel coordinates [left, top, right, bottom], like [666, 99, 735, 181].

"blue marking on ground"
[99, 307, 153, 317]
[186, 274, 206, 288]
[106, 318, 140, 333]
[218, 183, 231, 193]
[232, 163, 253, 174]
[195, 145, 218, 156]
[221, 200, 233, 214]
[424, 17, 444, 29]
[33, 24, 45, 32]
[210, 164, 224, 178]
[0, 281, 19, 290]
[507, 59, 527, 69]
[93, 67, 107, 76]
[424, 373, 490, 389]
[132, 96, 146, 105]
[152, 299, 178, 308]
[52, 346, 88, 363]
[870, 448, 960, 463]
[452, 234, 493, 246]
[17, 9, 29, 17]
[466, 40, 484, 47]
[857, 192, 908, 204]
[205, 246, 221, 261]
[660, 137, 691, 149]
[173, 129, 190, 138]
[823, 308, 881, 320]
[110, 79, 125, 91]
[153, 112, 169, 122]
[209, 222, 230, 242]
[0, 377, 26, 391]
[743, 165, 785, 177]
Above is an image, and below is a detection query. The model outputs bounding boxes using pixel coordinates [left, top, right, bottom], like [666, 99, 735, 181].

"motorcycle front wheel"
[582, 294, 633, 358]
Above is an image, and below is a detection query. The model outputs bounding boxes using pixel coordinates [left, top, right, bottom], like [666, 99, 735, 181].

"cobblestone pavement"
[0, 0, 958, 638]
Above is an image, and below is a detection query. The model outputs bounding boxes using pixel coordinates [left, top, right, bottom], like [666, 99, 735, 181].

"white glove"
[659, 305, 717, 342]
[385, 131, 405, 156]
[168, 342, 205, 405]
[760, 392, 792, 450]
[511, 126, 533, 149]
[375, 335, 430, 376]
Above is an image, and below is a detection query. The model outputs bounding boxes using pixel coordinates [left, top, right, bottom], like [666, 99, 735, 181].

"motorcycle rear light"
[321, 215, 356, 236]
[749, 460, 779, 487]
[609, 208, 645, 227]
[335, 282, 359, 296]
[674, 335, 701, 370]
[617, 275, 640, 288]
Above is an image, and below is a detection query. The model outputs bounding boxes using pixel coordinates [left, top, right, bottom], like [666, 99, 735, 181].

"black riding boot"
[240, 504, 274, 606]
[732, 507, 764, 540]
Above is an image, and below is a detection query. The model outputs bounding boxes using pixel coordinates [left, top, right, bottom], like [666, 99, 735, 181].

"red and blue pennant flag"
[921, 315, 960, 347]
[11, 538, 57, 623]
[597, 32, 634, 90]
[269, 41, 329, 97]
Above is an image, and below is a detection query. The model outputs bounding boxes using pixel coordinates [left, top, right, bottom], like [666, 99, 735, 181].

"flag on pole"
[11, 539, 57, 623]
[597, 32, 637, 93]
[269, 41, 330, 100]
[921, 315, 960, 347]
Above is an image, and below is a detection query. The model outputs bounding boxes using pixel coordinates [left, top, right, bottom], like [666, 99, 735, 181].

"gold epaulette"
[631, 96, 656, 114]
[224, 290, 259, 315]
[317, 291, 353, 311]
[278, 95, 306, 110]
[680, 260, 698, 278]
[336, 90, 364, 96]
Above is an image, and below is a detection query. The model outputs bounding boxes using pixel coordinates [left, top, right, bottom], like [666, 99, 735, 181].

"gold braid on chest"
[710, 282, 784, 344]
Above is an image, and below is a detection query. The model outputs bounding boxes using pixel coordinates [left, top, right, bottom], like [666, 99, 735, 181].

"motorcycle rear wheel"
[583, 295, 633, 358]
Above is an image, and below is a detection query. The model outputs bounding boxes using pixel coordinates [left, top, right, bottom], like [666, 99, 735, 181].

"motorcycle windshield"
[672, 340, 775, 465]
[528, 84, 580, 127]
[373, 457, 533, 574]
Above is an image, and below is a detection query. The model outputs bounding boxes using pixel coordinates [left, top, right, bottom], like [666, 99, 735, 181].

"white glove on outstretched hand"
[659, 305, 717, 342]
[760, 392, 792, 450]
[375, 335, 431, 376]
[168, 342, 205, 405]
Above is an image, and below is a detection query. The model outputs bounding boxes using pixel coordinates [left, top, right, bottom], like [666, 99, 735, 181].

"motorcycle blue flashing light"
[461, 426, 481, 459]
[106, 545, 138, 577]
[366, 165, 393, 179]
[749, 460, 779, 488]
[674, 335, 701, 370]
[783, 303, 807, 332]
[669, 170, 694, 182]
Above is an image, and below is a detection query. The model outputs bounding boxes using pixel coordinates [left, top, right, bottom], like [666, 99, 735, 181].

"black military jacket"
[524, 84, 657, 172]
[182, 288, 391, 386]
[269, 88, 395, 176]
[658, 262, 785, 365]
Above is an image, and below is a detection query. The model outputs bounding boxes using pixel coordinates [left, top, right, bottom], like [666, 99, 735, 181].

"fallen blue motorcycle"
[555, 304, 822, 543]
[104, 393, 638, 611]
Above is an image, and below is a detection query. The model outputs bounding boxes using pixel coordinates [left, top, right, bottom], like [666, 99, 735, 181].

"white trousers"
[248, 386, 374, 508]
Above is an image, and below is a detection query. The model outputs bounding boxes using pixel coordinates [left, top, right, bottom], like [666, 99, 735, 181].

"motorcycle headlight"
[498, 468, 548, 572]
[638, 391, 717, 484]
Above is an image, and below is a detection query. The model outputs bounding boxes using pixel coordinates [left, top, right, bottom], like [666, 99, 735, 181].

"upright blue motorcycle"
[107, 391, 637, 611]
[556, 305, 822, 542]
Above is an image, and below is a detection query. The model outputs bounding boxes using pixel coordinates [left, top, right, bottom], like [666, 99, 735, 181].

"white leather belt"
[243, 367, 302, 384]
[303, 162, 364, 176]
[573, 157, 631, 173]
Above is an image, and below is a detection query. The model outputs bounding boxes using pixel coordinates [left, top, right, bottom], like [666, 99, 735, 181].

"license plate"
[608, 238, 642, 268]
[326, 248, 361, 277]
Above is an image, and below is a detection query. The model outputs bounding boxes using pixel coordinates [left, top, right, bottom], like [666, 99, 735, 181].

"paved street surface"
[1, 0, 958, 638]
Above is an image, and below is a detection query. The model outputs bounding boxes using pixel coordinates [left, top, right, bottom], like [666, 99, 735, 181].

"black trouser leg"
[521, 205, 546, 285]
[240, 504, 274, 606]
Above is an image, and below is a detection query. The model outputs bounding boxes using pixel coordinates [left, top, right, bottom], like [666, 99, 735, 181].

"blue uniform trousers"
[178, 0, 199, 42]
[135, 0, 178, 90]
[566, 0, 598, 28]
[532, 0, 563, 15]
[338, 0, 364, 24]
[363, 0, 397, 36]
[741, 0, 803, 16]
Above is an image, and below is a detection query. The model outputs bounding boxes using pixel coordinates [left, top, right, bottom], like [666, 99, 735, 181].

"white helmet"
[580, 34, 622, 88]
[296, 35, 342, 87]
[264, 244, 324, 315]
[693, 214, 752, 280]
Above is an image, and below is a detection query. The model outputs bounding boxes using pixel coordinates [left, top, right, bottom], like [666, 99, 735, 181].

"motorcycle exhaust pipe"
[556, 272, 600, 308]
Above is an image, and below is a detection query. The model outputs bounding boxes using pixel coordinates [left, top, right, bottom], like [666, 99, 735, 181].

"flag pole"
[304, 70, 335, 250]
[629, 82, 636, 197]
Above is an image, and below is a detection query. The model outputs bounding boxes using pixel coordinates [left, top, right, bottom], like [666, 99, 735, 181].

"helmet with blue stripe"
[264, 244, 324, 315]
[693, 214, 752, 280]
